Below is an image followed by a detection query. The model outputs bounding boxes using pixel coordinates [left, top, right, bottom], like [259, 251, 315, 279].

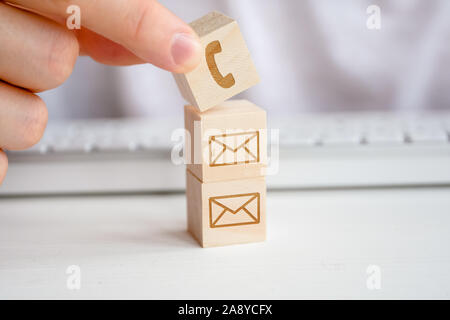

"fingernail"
[171, 33, 201, 71]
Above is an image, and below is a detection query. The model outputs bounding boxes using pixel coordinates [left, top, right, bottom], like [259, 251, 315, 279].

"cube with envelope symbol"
[185, 99, 267, 183]
[186, 170, 266, 247]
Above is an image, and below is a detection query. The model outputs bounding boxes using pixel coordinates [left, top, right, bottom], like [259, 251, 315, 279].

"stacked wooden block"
[173, 12, 266, 247]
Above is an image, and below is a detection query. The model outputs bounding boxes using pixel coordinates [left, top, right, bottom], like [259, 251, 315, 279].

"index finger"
[8, 0, 202, 73]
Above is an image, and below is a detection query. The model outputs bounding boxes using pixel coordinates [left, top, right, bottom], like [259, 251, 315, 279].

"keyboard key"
[365, 123, 405, 144]
[405, 122, 448, 143]
[280, 126, 320, 146]
[320, 124, 362, 145]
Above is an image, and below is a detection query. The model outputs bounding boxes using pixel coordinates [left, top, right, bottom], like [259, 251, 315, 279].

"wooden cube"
[186, 170, 266, 247]
[173, 11, 260, 112]
[185, 99, 267, 183]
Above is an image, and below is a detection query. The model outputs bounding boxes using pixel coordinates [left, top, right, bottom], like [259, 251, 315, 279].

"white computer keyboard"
[1, 111, 450, 195]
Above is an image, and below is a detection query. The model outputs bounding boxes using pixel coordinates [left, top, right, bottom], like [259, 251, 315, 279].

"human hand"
[0, 0, 202, 184]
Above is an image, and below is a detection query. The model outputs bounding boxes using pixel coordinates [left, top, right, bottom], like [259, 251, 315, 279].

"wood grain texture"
[185, 99, 267, 183]
[173, 11, 260, 112]
[186, 170, 266, 248]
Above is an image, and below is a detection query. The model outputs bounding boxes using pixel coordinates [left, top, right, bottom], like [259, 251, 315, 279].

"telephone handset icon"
[205, 40, 236, 89]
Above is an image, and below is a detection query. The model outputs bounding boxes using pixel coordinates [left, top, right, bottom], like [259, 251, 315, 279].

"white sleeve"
[41, 0, 450, 120]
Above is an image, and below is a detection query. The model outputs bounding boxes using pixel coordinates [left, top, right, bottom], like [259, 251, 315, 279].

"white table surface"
[1, 188, 450, 299]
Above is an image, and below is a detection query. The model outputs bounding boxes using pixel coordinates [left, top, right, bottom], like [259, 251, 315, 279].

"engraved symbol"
[205, 40, 236, 88]
[209, 193, 260, 228]
[209, 131, 260, 167]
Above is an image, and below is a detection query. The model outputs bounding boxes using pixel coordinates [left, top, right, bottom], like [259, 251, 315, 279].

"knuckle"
[20, 95, 48, 149]
[125, 0, 155, 42]
[47, 29, 79, 87]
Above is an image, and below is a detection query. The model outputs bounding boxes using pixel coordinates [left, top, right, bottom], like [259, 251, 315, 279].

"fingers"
[0, 82, 48, 150]
[0, 3, 79, 92]
[9, 0, 202, 72]
[0, 150, 7, 185]
[76, 28, 145, 66]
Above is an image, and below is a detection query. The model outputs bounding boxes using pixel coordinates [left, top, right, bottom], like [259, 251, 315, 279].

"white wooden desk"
[0, 188, 449, 299]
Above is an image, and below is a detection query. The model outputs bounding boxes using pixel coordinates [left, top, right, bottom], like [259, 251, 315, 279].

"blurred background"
[39, 0, 450, 121]
[3, 0, 450, 195]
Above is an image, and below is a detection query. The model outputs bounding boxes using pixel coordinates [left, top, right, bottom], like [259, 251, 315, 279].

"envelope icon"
[209, 131, 259, 167]
[209, 193, 260, 228]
